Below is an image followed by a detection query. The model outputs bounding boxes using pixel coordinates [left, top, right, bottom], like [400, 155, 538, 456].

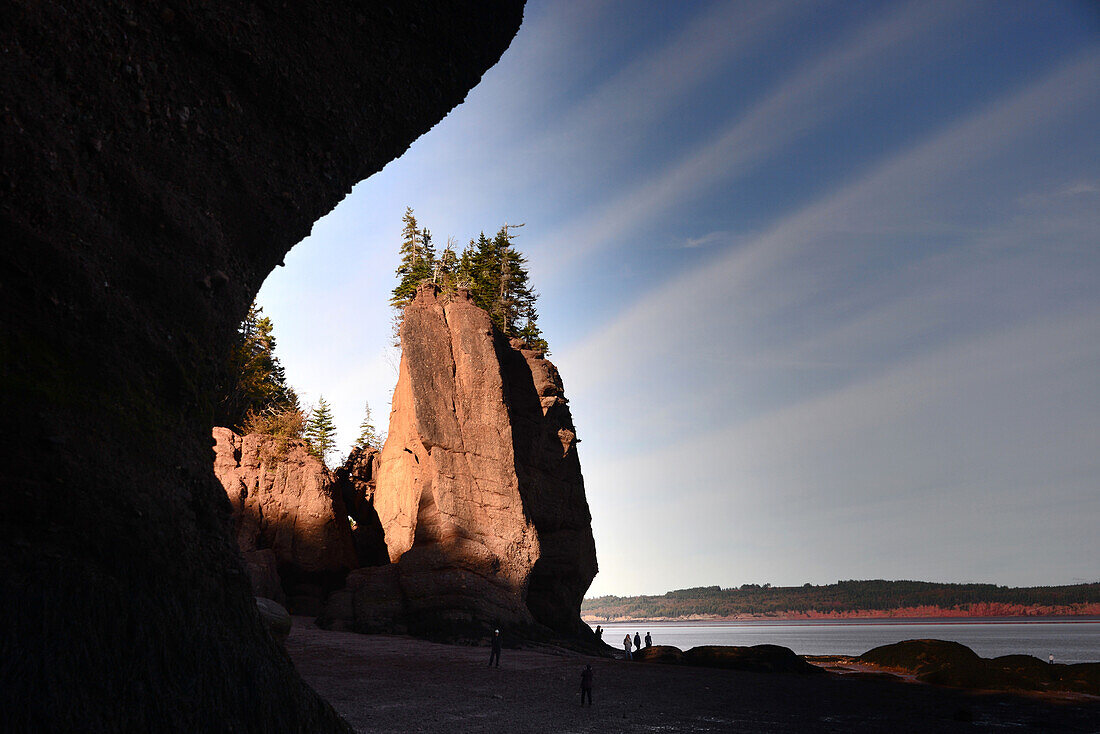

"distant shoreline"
[583, 612, 1100, 624]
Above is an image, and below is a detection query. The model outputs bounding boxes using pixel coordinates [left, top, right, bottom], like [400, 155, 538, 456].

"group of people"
[621, 630, 652, 660]
[486, 626, 655, 706]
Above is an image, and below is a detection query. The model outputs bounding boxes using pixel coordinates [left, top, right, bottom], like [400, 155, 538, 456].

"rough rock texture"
[321, 286, 597, 641]
[500, 335, 599, 636]
[0, 2, 523, 731]
[332, 444, 389, 567]
[212, 427, 358, 613]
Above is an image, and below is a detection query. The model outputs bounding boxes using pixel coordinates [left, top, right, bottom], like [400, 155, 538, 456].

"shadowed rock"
[0, 2, 524, 730]
[860, 639, 1100, 695]
[634, 645, 686, 664]
[333, 444, 394, 568]
[683, 645, 825, 675]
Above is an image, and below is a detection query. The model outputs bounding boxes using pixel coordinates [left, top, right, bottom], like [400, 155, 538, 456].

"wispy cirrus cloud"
[572, 47, 1100, 595]
[561, 45, 1100, 395]
[534, 0, 974, 276]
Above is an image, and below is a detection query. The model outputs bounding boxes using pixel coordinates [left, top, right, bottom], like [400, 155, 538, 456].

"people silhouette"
[488, 629, 502, 667]
[580, 664, 593, 706]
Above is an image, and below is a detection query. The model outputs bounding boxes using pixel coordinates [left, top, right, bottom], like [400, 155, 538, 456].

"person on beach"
[595, 624, 603, 641]
[634, 632, 641, 651]
[580, 664, 593, 706]
[645, 632, 652, 648]
[489, 629, 502, 668]
[623, 634, 632, 660]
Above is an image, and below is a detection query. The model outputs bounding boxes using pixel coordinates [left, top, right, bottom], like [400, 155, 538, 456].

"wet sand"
[286, 617, 1100, 733]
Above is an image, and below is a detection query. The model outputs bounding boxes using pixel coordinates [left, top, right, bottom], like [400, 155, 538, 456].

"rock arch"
[0, 2, 524, 730]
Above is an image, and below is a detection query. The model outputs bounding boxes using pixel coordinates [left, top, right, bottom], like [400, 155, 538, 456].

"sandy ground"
[286, 618, 1100, 733]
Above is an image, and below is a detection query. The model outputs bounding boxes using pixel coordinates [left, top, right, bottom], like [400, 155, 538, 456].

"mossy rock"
[683, 644, 823, 675]
[634, 645, 684, 664]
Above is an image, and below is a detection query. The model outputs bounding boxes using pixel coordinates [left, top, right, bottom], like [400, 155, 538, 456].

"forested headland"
[582, 580, 1100, 621]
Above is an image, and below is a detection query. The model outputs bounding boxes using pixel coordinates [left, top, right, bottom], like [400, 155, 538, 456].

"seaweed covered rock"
[634, 645, 685, 665]
[859, 639, 1100, 695]
[683, 645, 824, 675]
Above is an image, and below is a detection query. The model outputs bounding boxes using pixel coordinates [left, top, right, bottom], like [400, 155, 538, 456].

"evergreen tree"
[352, 400, 384, 451]
[303, 396, 338, 466]
[433, 237, 459, 295]
[390, 207, 436, 308]
[218, 302, 299, 428]
[391, 212, 549, 353]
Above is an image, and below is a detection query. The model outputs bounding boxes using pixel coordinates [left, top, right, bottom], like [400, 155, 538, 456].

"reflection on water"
[589, 618, 1100, 664]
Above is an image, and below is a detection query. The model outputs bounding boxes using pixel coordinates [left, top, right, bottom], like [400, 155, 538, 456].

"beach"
[286, 618, 1100, 733]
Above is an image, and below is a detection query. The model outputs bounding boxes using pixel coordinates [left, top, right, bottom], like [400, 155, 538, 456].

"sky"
[257, 0, 1100, 597]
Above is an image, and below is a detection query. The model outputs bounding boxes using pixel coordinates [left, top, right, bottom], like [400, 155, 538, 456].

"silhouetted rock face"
[212, 427, 358, 612]
[860, 639, 1100, 695]
[0, 2, 523, 731]
[681, 645, 824, 675]
[324, 286, 597, 640]
[332, 445, 390, 567]
[502, 337, 598, 636]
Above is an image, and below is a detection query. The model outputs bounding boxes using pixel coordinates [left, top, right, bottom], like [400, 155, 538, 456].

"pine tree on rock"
[392, 210, 549, 353]
[390, 207, 436, 309]
[304, 396, 338, 467]
[353, 400, 384, 451]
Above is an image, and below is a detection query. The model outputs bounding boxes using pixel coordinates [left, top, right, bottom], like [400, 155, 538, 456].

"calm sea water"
[590, 618, 1100, 664]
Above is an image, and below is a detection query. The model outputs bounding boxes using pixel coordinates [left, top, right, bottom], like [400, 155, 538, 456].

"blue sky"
[258, 1, 1100, 596]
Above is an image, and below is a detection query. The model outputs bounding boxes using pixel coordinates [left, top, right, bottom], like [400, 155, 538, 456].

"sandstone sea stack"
[321, 285, 597, 640]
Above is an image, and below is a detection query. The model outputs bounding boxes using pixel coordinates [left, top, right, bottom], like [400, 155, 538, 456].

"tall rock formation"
[332, 444, 389, 568]
[321, 285, 597, 640]
[212, 427, 358, 613]
[0, 3, 524, 731]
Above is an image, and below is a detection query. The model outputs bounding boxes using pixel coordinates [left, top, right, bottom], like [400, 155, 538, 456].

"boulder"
[859, 639, 1100, 695]
[683, 645, 824, 675]
[634, 645, 685, 664]
[323, 286, 597, 640]
[243, 549, 285, 605]
[212, 427, 358, 613]
[255, 597, 292, 644]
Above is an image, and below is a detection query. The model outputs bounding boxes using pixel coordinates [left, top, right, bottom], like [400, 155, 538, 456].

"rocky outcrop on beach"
[634, 644, 823, 675]
[320, 286, 597, 640]
[0, 3, 523, 730]
[213, 427, 358, 613]
[859, 639, 1100, 695]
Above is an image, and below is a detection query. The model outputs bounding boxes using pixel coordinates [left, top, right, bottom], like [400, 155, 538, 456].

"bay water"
[590, 618, 1100, 664]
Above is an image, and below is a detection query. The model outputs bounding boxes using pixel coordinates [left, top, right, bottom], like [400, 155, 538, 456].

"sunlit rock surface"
[213, 427, 358, 613]
[322, 286, 597, 641]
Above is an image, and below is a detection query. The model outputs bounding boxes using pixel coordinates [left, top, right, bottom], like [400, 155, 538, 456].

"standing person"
[595, 624, 603, 641]
[488, 629, 502, 668]
[623, 634, 632, 661]
[580, 664, 593, 706]
[634, 632, 641, 652]
[645, 631, 652, 648]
